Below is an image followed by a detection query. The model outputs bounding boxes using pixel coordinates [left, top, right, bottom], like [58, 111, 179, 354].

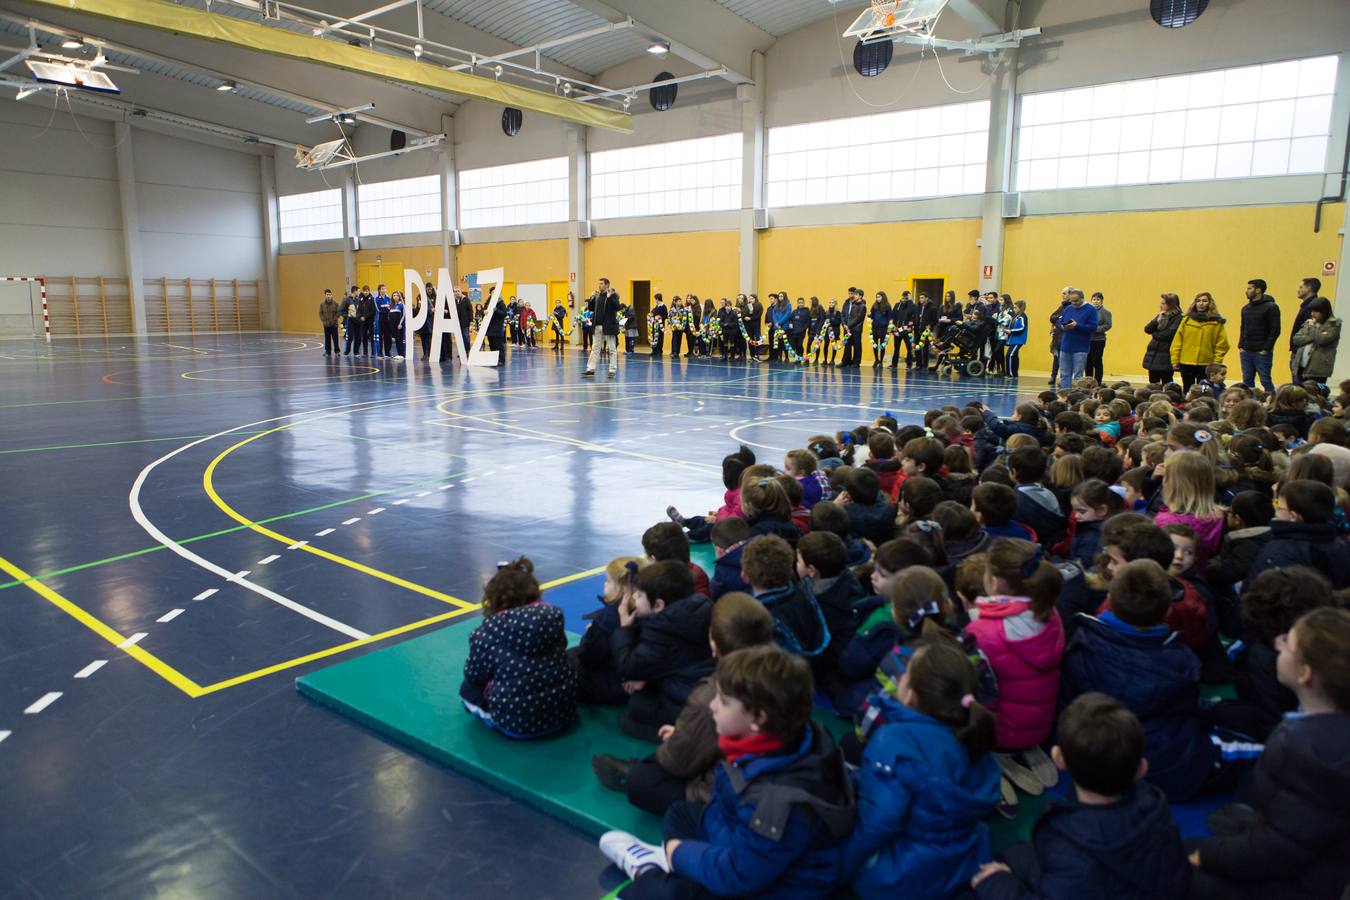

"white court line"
[157, 608, 185, 623]
[367, 507, 386, 515]
[24, 693, 62, 715]
[392, 498, 410, 505]
[193, 588, 218, 601]
[118, 633, 148, 648]
[439, 484, 454, 490]
[0, 731, 10, 744]
[341, 517, 361, 526]
[74, 660, 107, 679]
[315, 528, 335, 536]
[228, 570, 251, 581]
[415, 491, 431, 498]
[287, 541, 308, 550]
[257, 554, 280, 566]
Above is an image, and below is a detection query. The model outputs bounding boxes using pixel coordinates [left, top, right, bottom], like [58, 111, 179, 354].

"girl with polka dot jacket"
[460, 558, 576, 739]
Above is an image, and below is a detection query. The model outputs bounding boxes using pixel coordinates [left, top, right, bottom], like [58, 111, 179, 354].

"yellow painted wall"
[457, 240, 569, 291]
[278, 251, 345, 333]
[1003, 203, 1344, 380]
[585, 231, 739, 302]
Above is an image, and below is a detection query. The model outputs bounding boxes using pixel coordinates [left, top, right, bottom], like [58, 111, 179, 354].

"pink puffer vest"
[965, 598, 1066, 751]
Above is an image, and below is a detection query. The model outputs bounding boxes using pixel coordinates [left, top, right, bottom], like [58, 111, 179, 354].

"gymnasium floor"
[0, 332, 1034, 899]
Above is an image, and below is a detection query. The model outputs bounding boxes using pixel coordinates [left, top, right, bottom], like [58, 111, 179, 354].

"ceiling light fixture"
[216, 81, 237, 92]
[647, 40, 669, 55]
[561, 82, 572, 96]
[61, 36, 84, 50]
[413, 43, 423, 58]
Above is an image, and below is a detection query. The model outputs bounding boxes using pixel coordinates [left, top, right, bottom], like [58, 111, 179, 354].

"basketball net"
[871, 0, 902, 28]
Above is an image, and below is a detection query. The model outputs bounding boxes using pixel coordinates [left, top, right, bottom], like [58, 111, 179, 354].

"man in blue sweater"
[1056, 289, 1098, 389]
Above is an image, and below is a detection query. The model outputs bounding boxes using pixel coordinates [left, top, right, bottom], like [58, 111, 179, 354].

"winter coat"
[862, 457, 902, 498]
[319, 297, 341, 326]
[485, 302, 506, 337]
[1170, 313, 1230, 367]
[891, 300, 914, 332]
[460, 602, 575, 738]
[1141, 309, 1182, 372]
[807, 569, 865, 678]
[1016, 486, 1068, 549]
[710, 541, 750, 600]
[980, 410, 1049, 447]
[788, 306, 811, 336]
[1056, 303, 1098, 354]
[654, 678, 719, 804]
[1194, 712, 1350, 900]
[611, 595, 715, 723]
[1059, 613, 1216, 802]
[1238, 295, 1281, 353]
[572, 601, 625, 705]
[1290, 317, 1341, 380]
[831, 595, 900, 715]
[914, 301, 940, 332]
[1252, 520, 1350, 586]
[1154, 509, 1225, 570]
[869, 305, 891, 339]
[356, 294, 377, 322]
[845, 499, 897, 544]
[842, 696, 1001, 899]
[592, 289, 622, 335]
[1220, 638, 1297, 741]
[1203, 526, 1272, 593]
[747, 512, 802, 548]
[844, 298, 867, 331]
[965, 600, 1066, 750]
[755, 581, 830, 658]
[1070, 519, 1103, 570]
[669, 721, 855, 899]
[1266, 408, 1317, 439]
[974, 782, 1190, 900]
[984, 522, 1036, 542]
[1090, 305, 1112, 343]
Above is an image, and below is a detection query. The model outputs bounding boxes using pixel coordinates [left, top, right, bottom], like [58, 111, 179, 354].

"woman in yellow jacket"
[1170, 291, 1231, 390]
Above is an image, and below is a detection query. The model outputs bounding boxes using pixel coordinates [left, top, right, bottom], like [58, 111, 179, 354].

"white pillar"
[978, 1, 1021, 295]
[440, 113, 458, 279]
[738, 50, 766, 296]
[1325, 50, 1350, 383]
[341, 169, 358, 291]
[259, 152, 281, 330]
[114, 121, 147, 335]
[567, 124, 588, 299]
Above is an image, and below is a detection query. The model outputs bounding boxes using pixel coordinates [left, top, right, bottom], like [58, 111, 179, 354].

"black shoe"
[582, 370, 595, 377]
[592, 755, 636, 792]
[608, 371, 615, 379]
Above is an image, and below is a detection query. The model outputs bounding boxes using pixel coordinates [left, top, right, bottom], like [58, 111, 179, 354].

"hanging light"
[61, 36, 84, 49]
[646, 40, 669, 55]
[561, 82, 572, 96]
[216, 81, 237, 92]
[413, 43, 423, 58]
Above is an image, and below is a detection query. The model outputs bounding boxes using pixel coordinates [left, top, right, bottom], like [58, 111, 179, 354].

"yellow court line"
[0, 552, 207, 698]
[540, 565, 608, 590]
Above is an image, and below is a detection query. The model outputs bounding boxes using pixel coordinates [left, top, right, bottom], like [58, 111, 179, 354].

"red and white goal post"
[1, 277, 51, 342]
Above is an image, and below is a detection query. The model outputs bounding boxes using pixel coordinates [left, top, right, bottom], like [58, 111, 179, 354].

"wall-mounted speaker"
[390, 130, 406, 151]
[501, 107, 523, 136]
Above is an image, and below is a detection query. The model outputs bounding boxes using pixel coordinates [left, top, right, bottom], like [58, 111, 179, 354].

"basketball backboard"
[296, 138, 354, 170]
[843, 0, 949, 43]
[25, 60, 120, 93]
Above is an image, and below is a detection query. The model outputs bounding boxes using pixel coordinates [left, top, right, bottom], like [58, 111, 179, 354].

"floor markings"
[461, 477, 475, 483]
[24, 693, 62, 715]
[118, 633, 148, 648]
[74, 660, 107, 679]
[438, 484, 454, 490]
[415, 491, 430, 498]
[367, 507, 385, 515]
[157, 609, 185, 623]
[257, 554, 280, 566]
[341, 517, 361, 526]
[0, 731, 9, 744]
[287, 541, 308, 550]
[193, 588, 218, 601]
[228, 570, 251, 582]
[392, 498, 410, 505]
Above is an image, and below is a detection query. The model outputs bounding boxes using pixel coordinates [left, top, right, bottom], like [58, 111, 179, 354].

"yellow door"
[548, 280, 570, 342]
[380, 264, 404, 296]
[355, 263, 405, 296]
[355, 264, 380, 292]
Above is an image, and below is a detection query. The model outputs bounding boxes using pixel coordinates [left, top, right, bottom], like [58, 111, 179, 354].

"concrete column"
[440, 113, 458, 279]
[341, 169, 358, 291]
[738, 50, 766, 296]
[259, 152, 281, 330]
[113, 121, 147, 335]
[978, 1, 1021, 295]
[567, 124, 588, 299]
[1325, 51, 1350, 383]
[1330, 200, 1350, 383]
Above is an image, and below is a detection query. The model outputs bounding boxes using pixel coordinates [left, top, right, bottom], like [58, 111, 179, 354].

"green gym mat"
[296, 624, 665, 843]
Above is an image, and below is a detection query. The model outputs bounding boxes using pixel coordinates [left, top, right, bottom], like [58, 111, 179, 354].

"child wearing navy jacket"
[460, 558, 576, 738]
[571, 556, 647, 706]
[600, 646, 856, 898]
[740, 535, 830, 660]
[971, 693, 1190, 900]
[795, 531, 864, 683]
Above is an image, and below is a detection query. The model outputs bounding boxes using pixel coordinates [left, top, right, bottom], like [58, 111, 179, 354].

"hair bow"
[906, 600, 943, 631]
[624, 560, 639, 577]
[1194, 429, 1214, 444]
[839, 433, 856, 447]
[1019, 545, 1045, 578]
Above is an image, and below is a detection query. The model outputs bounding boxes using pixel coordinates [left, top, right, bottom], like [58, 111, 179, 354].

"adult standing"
[1004, 300, 1028, 378]
[1048, 289, 1072, 386]
[1290, 297, 1340, 385]
[1055, 289, 1098, 389]
[669, 297, 687, 359]
[1142, 293, 1183, 384]
[767, 293, 791, 362]
[1085, 291, 1112, 383]
[913, 292, 940, 371]
[842, 287, 867, 367]
[583, 277, 621, 379]
[484, 293, 507, 366]
[418, 282, 436, 360]
[319, 288, 340, 356]
[1289, 277, 1323, 380]
[1238, 278, 1280, 393]
[340, 286, 360, 356]
[581, 293, 595, 354]
[376, 284, 394, 358]
[745, 293, 764, 361]
[356, 286, 377, 356]
[869, 291, 891, 367]
[889, 290, 914, 369]
[649, 292, 667, 358]
[455, 289, 473, 361]
[1170, 292, 1230, 390]
[788, 297, 810, 360]
[992, 294, 1014, 375]
[388, 292, 406, 359]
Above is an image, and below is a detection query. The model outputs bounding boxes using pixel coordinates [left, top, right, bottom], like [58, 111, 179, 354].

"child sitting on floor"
[972, 482, 1035, 541]
[809, 500, 873, 566]
[571, 556, 648, 705]
[643, 523, 712, 597]
[1154, 450, 1226, 570]
[461, 557, 576, 739]
[1067, 479, 1123, 570]
[708, 517, 751, 600]
[600, 646, 856, 897]
[785, 448, 831, 508]
[841, 467, 898, 544]
[863, 432, 903, 498]
[1189, 607, 1350, 900]
[666, 446, 756, 543]
[741, 534, 830, 660]
[612, 561, 715, 742]
[842, 640, 1001, 898]
[796, 531, 865, 683]
[971, 693, 1191, 900]
[591, 592, 774, 817]
[740, 476, 802, 546]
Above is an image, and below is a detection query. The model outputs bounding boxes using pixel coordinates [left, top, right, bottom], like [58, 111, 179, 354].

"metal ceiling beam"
[12, 0, 634, 130]
[0, 11, 433, 135]
[944, 0, 1004, 36]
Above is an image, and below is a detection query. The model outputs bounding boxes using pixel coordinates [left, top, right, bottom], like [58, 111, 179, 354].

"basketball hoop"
[843, 0, 948, 43]
[872, 0, 902, 28]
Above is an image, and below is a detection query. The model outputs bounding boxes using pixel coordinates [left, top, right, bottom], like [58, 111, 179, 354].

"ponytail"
[985, 538, 1064, 622]
[906, 642, 996, 760]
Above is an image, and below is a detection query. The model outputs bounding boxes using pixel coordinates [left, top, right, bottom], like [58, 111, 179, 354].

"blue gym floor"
[0, 332, 1034, 898]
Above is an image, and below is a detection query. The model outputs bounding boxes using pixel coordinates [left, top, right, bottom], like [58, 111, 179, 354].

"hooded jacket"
[862, 457, 902, 498]
[974, 781, 1191, 900]
[319, 296, 340, 326]
[1238, 294, 1281, 353]
[1252, 520, 1350, 586]
[611, 594, 715, 722]
[1203, 525, 1272, 594]
[1059, 613, 1216, 801]
[1194, 712, 1350, 900]
[1015, 485, 1068, 549]
[1141, 309, 1182, 372]
[711, 541, 750, 600]
[1290, 316, 1341, 380]
[755, 581, 830, 658]
[653, 678, 720, 805]
[669, 721, 856, 899]
[842, 696, 1001, 899]
[1170, 312, 1230, 367]
[845, 498, 897, 544]
[965, 600, 1066, 750]
[831, 595, 901, 715]
[1154, 509, 1225, 569]
[460, 602, 576, 738]
[572, 600, 625, 705]
[807, 569, 865, 677]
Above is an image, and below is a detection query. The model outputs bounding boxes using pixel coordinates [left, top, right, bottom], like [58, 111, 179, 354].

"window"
[278, 189, 343, 243]
[358, 175, 441, 236]
[1015, 55, 1339, 190]
[591, 133, 741, 219]
[459, 157, 568, 229]
[766, 100, 990, 208]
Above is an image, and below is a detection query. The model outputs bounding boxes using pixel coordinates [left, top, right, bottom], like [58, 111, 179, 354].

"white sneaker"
[599, 830, 668, 880]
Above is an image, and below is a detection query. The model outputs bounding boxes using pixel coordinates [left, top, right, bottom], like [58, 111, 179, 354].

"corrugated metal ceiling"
[715, 0, 864, 37]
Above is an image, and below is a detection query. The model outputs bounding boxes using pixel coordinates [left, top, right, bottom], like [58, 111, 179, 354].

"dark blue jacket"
[669, 721, 855, 899]
[842, 696, 1000, 898]
[573, 600, 624, 704]
[1015, 486, 1068, 549]
[974, 782, 1190, 900]
[460, 602, 576, 738]
[1070, 519, 1103, 570]
[981, 410, 1049, 446]
[831, 595, 902, 715]
[985, 521, 1035, 542]
[611, 595, 715, 723]
[845, 499, 896, 544]
[711, 541, 750, 600]
[788, 306, 811, 336]
[755, 582, 830, 658]
[1251, 520, 1350, 587]
[1059, 613, 1216, 801]
[807, 569, 865, 677]
[747, 512, 803, 547]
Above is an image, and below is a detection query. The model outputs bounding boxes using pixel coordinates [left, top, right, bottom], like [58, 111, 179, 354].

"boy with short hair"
[971, 483, 1034, 541]
[898, 475, 943, 526]
[708, 517, 751, 600]
[863, 432, 902, 498]
[842, 467, 897, 544]
[612, 561, 715, 741]
[796, 531, 864, 681]
[741, 535, 830, 659]
[972, 693, 1190, 899]
[1251, 480, 1350, 585]
[1007, 448, 1067, 548]
[600, 646, 856, 897]
[808, 500, 872, 566]
[643, 522, 712, 597]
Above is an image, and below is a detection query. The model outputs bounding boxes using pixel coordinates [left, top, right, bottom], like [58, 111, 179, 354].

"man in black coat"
[583, 277, 622, 379]
[355, 287, 377, 356]
[841, 288, 866, 367]
[889, 291, 914, 368]
[1238, 278, 1280, 392]
[484, 293, 507, 367]
[649, 292, 667, 357]
[1289, 276, 1322, 380]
